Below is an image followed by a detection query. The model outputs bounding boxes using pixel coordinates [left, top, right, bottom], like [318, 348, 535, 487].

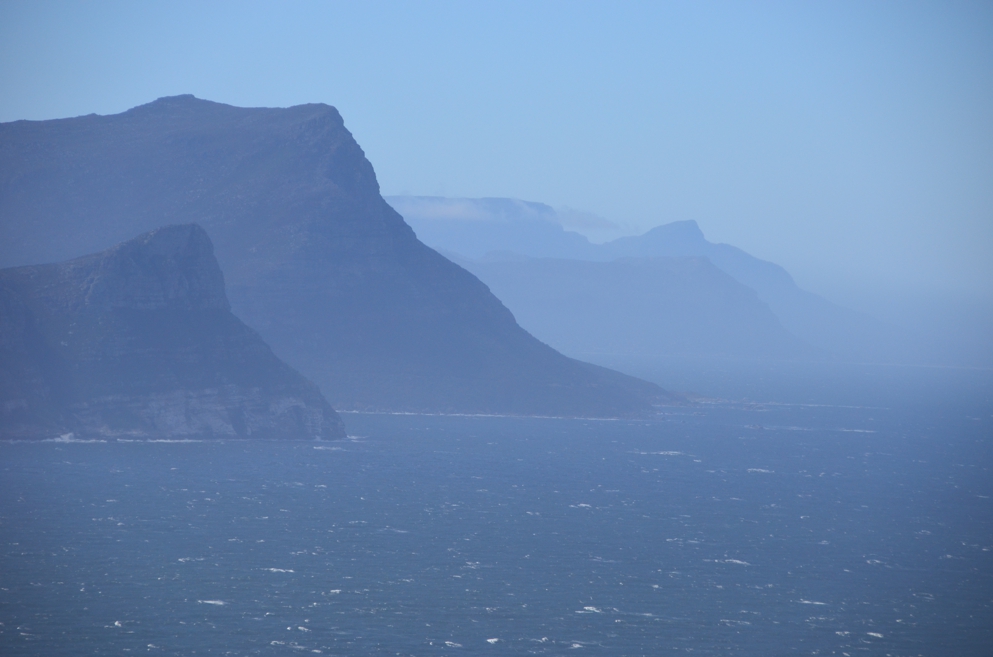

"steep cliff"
[0, 96, 671, 416]
[0, 225, 345, 440]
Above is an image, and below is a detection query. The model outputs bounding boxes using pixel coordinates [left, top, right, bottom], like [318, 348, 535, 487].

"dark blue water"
[1, 372, 991, 655]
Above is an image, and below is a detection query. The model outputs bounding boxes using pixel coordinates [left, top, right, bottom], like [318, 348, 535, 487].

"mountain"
[0, 95, 671, 417]
[387, 196, 896, 361]
[386, 196, 598, 260]
[0, 225, 345, 440]
[456, 254, 813, 360]
[597, 222, 894, 360]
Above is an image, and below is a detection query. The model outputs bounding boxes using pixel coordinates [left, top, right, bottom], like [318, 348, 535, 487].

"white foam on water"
[797, 600, 827, 605]
[198, 600, 226, 605]
[146, 439, 203, 443]
[866, 632, 884, 638]
[264, 568, 295, 573]
[45, 433, 106, 443]
[486, 638, 499, 644]
[747, 468, 773, 473]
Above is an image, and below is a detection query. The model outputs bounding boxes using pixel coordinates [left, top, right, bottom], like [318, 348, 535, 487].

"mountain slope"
[457, 254, 813, 360]
[0, 225, 345, 440]
[599, 222, 896, 360]
[0, 96, 671, 416]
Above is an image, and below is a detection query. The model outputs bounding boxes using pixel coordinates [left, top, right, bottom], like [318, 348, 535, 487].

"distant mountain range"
[0, 96, 673, 420]
[388, 196, 898, 362]
[0, 225, 345, 440]
[452, 254, 813, 360]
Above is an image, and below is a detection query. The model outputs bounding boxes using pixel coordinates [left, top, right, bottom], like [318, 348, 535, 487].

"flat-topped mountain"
[0, 96, 672, 416]
[0, 225, 345, 440]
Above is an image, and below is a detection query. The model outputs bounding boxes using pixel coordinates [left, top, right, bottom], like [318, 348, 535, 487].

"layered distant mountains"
[0, 225, 345, 440]
[0, 96, 672, 418]
[453, 254, 812, 359]
[389, 196, 896, 362]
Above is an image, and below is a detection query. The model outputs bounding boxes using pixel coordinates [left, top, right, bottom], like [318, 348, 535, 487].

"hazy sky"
[1, 1, 990, 307]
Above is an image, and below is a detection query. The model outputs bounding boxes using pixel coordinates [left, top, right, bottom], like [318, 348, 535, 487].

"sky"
[1, 0, 991, 313]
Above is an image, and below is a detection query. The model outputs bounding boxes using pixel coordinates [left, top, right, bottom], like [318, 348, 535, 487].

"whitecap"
[575, 606, 602, 614]
[198, 600, 226, 605]
[45, 433, 106, 443]
[146, 439, 202, 443]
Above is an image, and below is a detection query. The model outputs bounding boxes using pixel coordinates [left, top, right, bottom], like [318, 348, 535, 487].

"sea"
[1, 362, 991, 656]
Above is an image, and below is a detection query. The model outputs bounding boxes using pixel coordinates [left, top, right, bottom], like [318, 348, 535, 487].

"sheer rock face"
[0, 224, 345, 440]
[0, 95, 671, 416]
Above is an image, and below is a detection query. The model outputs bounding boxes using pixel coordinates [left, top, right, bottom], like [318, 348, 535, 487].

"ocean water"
[1, 369, 991, 655]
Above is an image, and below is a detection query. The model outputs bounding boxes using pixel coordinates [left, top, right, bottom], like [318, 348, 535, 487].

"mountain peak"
[0, 225, 345, 439]
[641, 220, 706, 243]
[153, 93, 199, 103]
[69, 223, 229, 313]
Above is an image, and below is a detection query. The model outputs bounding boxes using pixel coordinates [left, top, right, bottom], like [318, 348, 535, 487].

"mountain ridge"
[0, 96, 675, 417]
[389, 195, 898, 361]
[0, 224, 345, 440]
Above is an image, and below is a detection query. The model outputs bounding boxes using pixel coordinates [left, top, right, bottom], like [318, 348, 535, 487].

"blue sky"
[1, 1, 990, 310]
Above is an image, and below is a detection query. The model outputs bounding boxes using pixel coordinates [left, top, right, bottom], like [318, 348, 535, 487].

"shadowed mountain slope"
[0, 225, 345, 440]
[0, 96, 671, 416]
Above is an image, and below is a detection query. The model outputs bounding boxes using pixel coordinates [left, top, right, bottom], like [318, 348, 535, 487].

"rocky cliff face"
[0, 224, 345, 440]
[0, 96, 671, 416]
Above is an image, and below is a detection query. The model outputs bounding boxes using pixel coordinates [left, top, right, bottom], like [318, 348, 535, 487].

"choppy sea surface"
[1, 365, 991, 656]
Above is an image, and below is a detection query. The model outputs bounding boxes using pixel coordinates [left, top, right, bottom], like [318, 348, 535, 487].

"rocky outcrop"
[0, 224, 345, 440]
[0, 96, 673, 416]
